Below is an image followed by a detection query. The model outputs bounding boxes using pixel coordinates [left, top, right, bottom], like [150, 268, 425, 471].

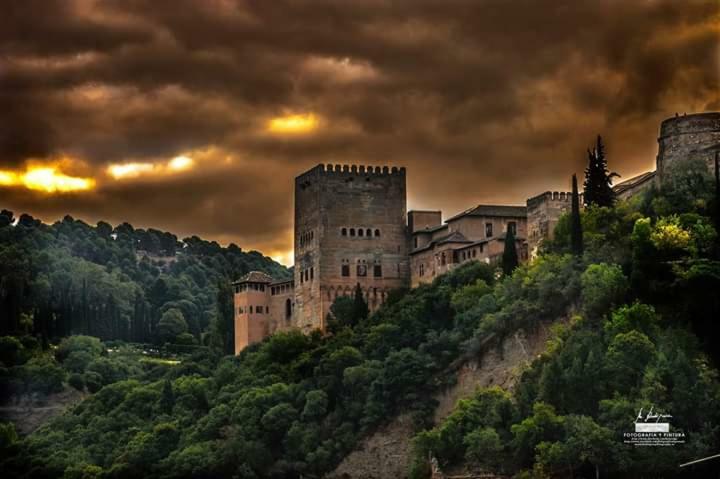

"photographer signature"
[635, 406, 672, 423]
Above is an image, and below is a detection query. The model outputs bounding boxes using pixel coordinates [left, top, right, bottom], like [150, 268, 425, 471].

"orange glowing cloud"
[0, 164, 95, 193]
[107, 155, 195, 180]
[267, 113, 319, 134]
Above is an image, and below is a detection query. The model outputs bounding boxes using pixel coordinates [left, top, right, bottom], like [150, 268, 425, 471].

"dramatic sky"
[1, 0, 718, 264]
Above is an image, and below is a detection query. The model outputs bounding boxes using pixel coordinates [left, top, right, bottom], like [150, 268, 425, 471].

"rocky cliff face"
[327, 323, 554, 479]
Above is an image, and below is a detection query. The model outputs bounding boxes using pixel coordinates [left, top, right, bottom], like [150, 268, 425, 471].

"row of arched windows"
[340, 227, 380, 238]
[271, 283, 293, 295]
[235, 283, 265, 293]
[299, 267, 314, 284]
[238, 305, 269, 314]
[299, 230, 314, 247]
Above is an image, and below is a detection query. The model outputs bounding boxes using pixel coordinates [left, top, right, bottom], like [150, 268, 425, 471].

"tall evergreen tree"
[571, 174, 584, 256]
[502, 227, 519, 275]
[160, 379, 175, 413]
[583, 135, 618, 207]
[352, 283, 369, 324]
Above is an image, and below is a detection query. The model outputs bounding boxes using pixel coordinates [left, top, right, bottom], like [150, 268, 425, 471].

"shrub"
[55, 336, 104, 363]
[22, 356, 66, 395]
[68, 373, 85, 392]
[0, 336, 24, 367]
[84, 371, 103, 393]
[580, 263, 628, 320]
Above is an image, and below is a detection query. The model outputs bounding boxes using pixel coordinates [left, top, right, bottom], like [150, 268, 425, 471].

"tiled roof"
[411, 230, 472, 254]
[413, 223, 448, 235]
[612, 171, 656, 195]
[233, 271, 274, 284]
[436, 230, 472, 244]
[446, 204, 527, 222]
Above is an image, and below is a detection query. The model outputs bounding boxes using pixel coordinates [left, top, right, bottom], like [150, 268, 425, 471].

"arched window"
[249, 306, 253, 314]
[366, 228, 372, 237]
[350, 228, 356, 236]
[341, 228, 347, 236]
[358, 228, 364, 237]
[285, 298, 292, 319]
[375, 229, 380, 237]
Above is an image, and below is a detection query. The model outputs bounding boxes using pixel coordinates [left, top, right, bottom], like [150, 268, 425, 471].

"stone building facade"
[409, 205, 528, 287]
[657, 112, 720, 181]
[526, 191, 572, 260]
[233, 112, 720, 353]
[292, 164, 410, 333]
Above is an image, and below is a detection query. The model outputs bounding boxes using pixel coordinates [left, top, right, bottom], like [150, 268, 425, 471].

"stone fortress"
[233, 112, 720, 353]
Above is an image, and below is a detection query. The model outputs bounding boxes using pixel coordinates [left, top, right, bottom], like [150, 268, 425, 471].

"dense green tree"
[580, 263, 628, 320]
[157, 308, 188, 344]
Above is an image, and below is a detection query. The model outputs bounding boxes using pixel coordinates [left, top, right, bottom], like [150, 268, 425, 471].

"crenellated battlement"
[319, 163, 406, 175]
[527, 190, 573, 207]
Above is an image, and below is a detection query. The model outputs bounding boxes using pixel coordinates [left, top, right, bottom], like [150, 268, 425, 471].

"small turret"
[233, 271, 272, 353]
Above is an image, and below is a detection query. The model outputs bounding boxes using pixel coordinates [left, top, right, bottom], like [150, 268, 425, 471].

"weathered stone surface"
[294, 164, 410, 332]
[657, 112, 720, 180]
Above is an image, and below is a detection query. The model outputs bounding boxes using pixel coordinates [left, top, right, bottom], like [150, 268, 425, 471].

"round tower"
[657, 112, 720, 180]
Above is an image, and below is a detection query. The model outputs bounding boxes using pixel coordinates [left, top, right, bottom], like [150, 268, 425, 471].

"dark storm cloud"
[1, 0, 718, 260]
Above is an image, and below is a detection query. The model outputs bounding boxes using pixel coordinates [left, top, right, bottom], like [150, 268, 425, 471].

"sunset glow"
[267, 113, 319, 134]
[0, 166, 95, 193]
[107, 162, 156, 179]
[169, 155, 194, 171]
[108, 156, 195, 180]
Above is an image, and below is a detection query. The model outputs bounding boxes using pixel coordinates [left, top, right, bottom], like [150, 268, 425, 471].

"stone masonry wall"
[657, 112, 720, 180]
[295, 164, 410, 332]
[526, 191, 571, 259]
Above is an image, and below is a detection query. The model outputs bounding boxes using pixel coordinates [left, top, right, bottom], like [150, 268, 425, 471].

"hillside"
[1, 158, 720, 478]
[0, 210, 289, 351]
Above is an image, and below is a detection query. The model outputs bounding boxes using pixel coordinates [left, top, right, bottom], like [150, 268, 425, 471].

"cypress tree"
[571, 174, 584, 256]
[352, 283, 369, 325]
[583, 135, 618, 207]
[502, 227, 519, 275]
[160, 379, 175, 413]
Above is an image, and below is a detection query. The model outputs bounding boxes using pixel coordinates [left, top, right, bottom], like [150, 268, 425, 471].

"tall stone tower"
[657, 112, 720, 180]
[293, 164, 410, 332]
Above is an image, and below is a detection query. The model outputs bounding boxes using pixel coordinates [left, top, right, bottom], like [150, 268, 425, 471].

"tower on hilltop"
[293, 164, 410, 332]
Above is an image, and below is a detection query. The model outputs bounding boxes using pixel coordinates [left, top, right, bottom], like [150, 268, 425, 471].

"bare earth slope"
[327, 323, 553, 479]
[0, 388, 86, 435]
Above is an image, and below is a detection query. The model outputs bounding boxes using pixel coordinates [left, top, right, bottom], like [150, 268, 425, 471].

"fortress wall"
[294, 166, 324, 331]
[408, 210, 442, 233]
[268, 283, 294, 335]
[657, 112, 720, 180]
[526, 191, 572, 259]
[305, 164, 409, 328]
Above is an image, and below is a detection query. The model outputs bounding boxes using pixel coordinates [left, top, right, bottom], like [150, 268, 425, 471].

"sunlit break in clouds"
[0, 0, 717, 256]
[168, 155, 194, 171]
[0, 166, 95, 193]
[267, 113, 319, 134]
[107, 162, 156, 179]
[107, 156, 195, 180]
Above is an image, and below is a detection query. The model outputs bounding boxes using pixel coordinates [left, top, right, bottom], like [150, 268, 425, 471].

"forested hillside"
[1, 158, 720, 478]
[0, 211, 289, 351]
